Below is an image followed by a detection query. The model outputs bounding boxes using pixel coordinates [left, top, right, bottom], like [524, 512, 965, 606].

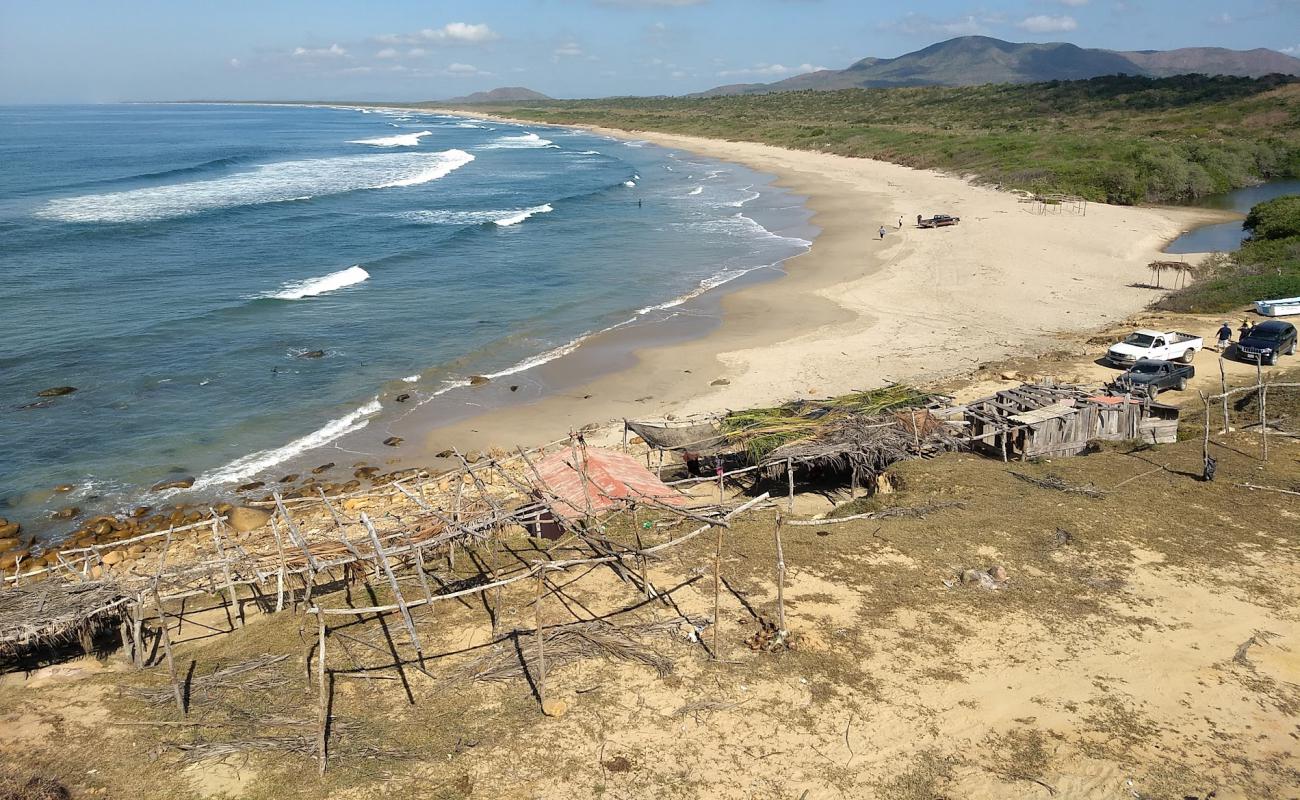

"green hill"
[438, 74, 1300, 205]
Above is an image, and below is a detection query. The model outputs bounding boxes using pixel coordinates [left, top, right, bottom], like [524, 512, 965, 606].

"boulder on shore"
[311, 462, 335, 474]
[469, 375, 490, 386]
[226, 506, 272, 533]
[383, 436, 404, 447]
[151, 477, 195, 491]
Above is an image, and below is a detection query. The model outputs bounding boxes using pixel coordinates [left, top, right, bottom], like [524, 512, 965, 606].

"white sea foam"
[399, 202, 555, 227]
[687, 186, 703, 196]
[189, 398, 382, 491]
[494, 204, 553, 226]
[350, 130, 432, 147]
[480, 132, 555, 149]
[624, 140, 648, 148]
[623, 181, 636, 188]
[402, 374, 420, 383]
[262, 265, 370, 300]
[725, 185, 761, 207]
[39, 149, 476, 223]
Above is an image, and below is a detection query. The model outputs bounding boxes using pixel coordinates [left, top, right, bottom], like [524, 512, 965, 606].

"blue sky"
[1, 0, 1297, 103]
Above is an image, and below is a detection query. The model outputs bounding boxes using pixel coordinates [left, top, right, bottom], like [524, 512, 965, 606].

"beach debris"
[36, 386, 77, 397]
[383, 436, 404, 447]
[236, 480, 265, 492]
[128, 655, 290, 707]
[298, 350, 326, 359]
[510, 385, 519, 392]
[603, 755, 633, 774]
[150, 477, 195, 492]
[960, 568, 1002, 590]
[311, 462, 335, 474]
[710, 378, 731, 386]
[989, 564, 1008, 582]
[226, 506, 272, 533]
[745, 616, 790, 652]
[541, 699, 569, 717]
[394, 393, 411, 403]
[469, 375, 490, 386]
[462, 619, 678, 683]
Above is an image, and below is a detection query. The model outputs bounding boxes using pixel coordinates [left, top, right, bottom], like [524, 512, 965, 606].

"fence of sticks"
[0, 434, 790, 774]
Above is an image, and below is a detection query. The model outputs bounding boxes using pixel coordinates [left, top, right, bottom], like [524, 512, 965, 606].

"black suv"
[1236, 320, 1298, 366]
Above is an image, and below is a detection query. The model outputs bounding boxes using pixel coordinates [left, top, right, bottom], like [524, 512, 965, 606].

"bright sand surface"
[401, 120, 1233, 456]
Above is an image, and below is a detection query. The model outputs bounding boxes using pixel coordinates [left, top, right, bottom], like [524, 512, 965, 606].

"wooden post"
[774, 511, 787, 635]
[534, 570, 547, 710]
[1200, 391, 1211, 473]
[210, 520, 242, 629]
[1260, 378, 1269, 461]
[315, 610, 328, 775]
[717, 463, 725, 505]
[712, 523, 723, 659]
[787, 458, 795, 512]
[622, 420, 629, 454]
[361, 514, 423, 659]
[269, 518, 287, 613]
[153, 590, 185, 715]
[1219, 353, 1230, 433]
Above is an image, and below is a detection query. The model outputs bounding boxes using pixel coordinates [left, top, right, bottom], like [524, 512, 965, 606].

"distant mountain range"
[692, 36, 1300, 97]
[443, 86, 552, 104]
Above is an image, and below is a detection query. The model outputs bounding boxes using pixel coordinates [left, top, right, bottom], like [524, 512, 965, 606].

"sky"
[1, 0, 1297, 103]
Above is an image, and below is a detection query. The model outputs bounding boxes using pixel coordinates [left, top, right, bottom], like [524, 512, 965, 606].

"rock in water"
[226, 506, 272, 533]
[278, 474, 299, 483]
[0, 522, 20, 538]
[383, 436, 404, 447]
[53, 484, 75, 493]
[150, 477, 195, 491]
[394, 394, 410, 403]
[311, 462, 335, 474]
[37, 386, 77, 397]
[299, 350, 326, 359]
[50, 507, 79, 520]
[468, 375, 490, 386]
[236, 481, 265, 492]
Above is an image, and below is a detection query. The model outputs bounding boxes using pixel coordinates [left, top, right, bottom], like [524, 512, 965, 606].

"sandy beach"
[393, 115, 1232, 458]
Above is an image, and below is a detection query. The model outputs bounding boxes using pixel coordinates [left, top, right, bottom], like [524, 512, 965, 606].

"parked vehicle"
[1105, 330, 1203, 367]
[1236, 320, 1298, 365]
[1254, 296, 1300, 317]
[918, 214, 960, 228]
[1112, 359, 1194, 396]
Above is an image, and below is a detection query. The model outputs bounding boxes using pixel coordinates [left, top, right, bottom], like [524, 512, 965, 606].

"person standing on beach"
[897, 216, 903, 228]
[916, 214, 922, 226]
[1216, 321, 1233, 352]
[878, 226, 886, 239]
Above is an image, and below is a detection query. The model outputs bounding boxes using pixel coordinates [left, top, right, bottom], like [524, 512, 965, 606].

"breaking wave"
[37, 149, 476, 223]
[350, 130, 432, 147]
[260, 265, 370, 300]
[480, 132, 555, 149]
[189, 398, 383, 491]
[399, 203, 554, 227]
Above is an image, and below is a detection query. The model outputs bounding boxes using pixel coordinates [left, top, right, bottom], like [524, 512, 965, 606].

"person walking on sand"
[1216, 321, 1233, 352]
[897, 216, 903, 228]
[878, 225, 886, 240]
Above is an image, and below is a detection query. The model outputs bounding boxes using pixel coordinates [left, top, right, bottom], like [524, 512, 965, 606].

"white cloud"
[228, 58, 242, 69]
[717, 62, 827, 77]
[408, 47, 427, 57]
[292, 43, 348, 58]
[1212, 12, 1234, 23]
[375, 22, 499, 47]
[375, 48, 399, 59]
[885, 13, 999, 37]
[1282, 44, 1299, 54]
[554, 42, 584, 58]
[446, 62, 486, 74]
[1016, 14, 1078, 32]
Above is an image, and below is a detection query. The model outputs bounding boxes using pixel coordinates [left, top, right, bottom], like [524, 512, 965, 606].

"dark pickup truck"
[1112, 359, 1194, 397]
[918, 214, 960, 228]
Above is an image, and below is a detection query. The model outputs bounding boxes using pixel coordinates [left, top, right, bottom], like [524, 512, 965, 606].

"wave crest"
[261, 265, 370, 300]
[350, 130, 432, 147]
[480, 132, 555, 150]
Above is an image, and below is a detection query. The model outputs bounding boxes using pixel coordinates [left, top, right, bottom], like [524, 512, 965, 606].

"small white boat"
[1254, 297, 1300, 317]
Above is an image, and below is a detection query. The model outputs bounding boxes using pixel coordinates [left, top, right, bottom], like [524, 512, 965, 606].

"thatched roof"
[762, 410, 961, 477]
[0, 579, 128, 659]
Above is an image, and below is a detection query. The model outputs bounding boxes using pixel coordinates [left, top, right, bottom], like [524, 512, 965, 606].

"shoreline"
[372, 108, 1235, 461]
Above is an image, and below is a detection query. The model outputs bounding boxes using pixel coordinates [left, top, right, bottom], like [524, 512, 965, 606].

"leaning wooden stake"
[1219, 353, 1230, 433]
[1199, 390, 1211, 473]
[209, 519, 242, 629]
[361, 514, 423, 660]
[774, 511, 787, 636]
[712, 523, 723, 659]
[153, 590, 185, 715]
[315, 610, 328, 775]
[1260, 377, 1269, 461]
[535, 570, 548, 711]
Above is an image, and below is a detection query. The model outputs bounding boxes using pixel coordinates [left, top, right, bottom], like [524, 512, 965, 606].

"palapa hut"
[0, 579, 129, 665]
[961, 383, 1179, 461]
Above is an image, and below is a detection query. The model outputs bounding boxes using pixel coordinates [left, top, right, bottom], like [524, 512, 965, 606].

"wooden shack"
[962, 383, 1179, 461]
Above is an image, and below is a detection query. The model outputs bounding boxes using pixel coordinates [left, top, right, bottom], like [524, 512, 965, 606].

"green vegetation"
[432, 74, 1300, 204]
[719, 384, 933, 462]
[1158, 194, 1300, 313]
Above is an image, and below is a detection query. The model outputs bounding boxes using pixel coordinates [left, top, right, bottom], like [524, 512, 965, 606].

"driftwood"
[1010, 472, 1106, 498]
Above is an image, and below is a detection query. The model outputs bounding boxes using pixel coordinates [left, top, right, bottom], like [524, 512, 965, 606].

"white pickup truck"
[1105, 330, 1203, 367]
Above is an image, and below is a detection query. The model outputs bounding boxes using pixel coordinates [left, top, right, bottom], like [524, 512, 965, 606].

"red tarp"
[530, 447, 694, 521]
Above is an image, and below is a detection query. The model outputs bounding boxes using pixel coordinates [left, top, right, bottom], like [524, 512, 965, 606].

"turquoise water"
[0, 104, 813, 538]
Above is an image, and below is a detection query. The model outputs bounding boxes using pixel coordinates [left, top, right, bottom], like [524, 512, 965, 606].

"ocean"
[0, 103, 814, 540]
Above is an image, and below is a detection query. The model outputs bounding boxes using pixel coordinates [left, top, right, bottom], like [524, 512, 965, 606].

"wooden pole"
[269, 518, 287, 613]
[787, 457, 795, 512]
[210, 520, 242, 629]
[712, 523, 723, 659]
[153, 590, 185, 715]
[1200, 391, 1211, 474]
[315, 610, 328, 775]
[534, 570, 547, 710]
[1260, 378, 1269, 461]
[361, 514, 423, 659]
[1219, 353, 1230, 433]
[774, 511, 787, 635]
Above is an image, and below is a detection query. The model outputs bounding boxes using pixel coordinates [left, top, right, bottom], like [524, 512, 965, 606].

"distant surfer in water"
[637, 199, 642, 208]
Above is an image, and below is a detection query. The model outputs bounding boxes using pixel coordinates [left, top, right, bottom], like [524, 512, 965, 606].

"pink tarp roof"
[530, 447, 694, 521]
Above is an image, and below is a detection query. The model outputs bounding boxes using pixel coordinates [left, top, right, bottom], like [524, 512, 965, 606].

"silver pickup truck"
[1105, 330, 1203, 367]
